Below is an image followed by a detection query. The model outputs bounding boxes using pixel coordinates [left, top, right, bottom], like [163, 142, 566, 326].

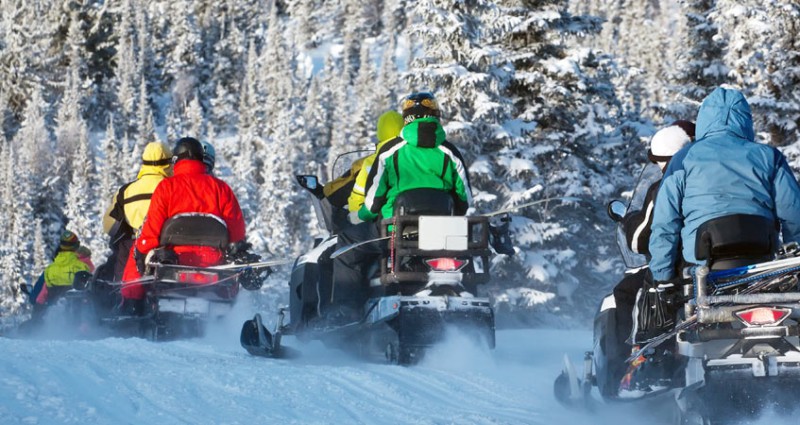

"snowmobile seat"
[159, 213, 229, 249]
[45, 285, 71, 305]
[695, 214, 777, 270]
[394, 188, 455, 217]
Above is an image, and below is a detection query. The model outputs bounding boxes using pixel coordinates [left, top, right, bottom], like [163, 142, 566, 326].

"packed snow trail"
[1, 319, 797, 424]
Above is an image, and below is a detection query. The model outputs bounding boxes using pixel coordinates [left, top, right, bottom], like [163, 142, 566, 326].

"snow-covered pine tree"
[7, 87, 47, 293]
[63, 120, 101, 256]
[163, 0, 204, 113]
[137, 77, 157, 147]
[289, 0, 319, 50]
[186, 96, 206, 139]
[113, 0, 139, 139]
[208, 12, 247, 135]
[350, 42, 380, 148]
[0, 0, 57, 126]
[302, 72, 334, 171]
[326, 57, 354, 167]
[670, 0, 728, 116]
[230, 38, 265, 252]
[377, 0, 405, 107]
[714, 0, 800, 147]
[257, 6, 307, 255]
[96, 116, 124, 248]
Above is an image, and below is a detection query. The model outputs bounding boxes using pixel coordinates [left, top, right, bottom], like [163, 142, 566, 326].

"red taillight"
[177, 271, 219, 285]
[425, 258, 468, 272]
[735, 307, 791, 326]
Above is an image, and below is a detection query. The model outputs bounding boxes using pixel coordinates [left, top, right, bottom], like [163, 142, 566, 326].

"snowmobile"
[14, 214, 273, 341]
[555, 163, 800, 424]
[241, 152, 496, 364]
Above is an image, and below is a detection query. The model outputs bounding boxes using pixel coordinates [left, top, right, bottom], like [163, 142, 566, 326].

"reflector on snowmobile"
[425, 258, 468, 272]
[735, 307, 791, 327]
[177, 271, 219, 284]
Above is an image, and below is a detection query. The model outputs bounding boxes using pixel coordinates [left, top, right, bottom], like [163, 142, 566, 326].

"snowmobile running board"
[554, 352, 675, 410]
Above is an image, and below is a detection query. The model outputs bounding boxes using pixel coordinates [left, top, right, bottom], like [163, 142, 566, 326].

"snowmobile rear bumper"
[367, 295, 496, 354]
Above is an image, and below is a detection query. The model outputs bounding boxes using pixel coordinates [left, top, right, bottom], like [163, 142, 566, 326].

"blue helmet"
[202, 141, 216, 172]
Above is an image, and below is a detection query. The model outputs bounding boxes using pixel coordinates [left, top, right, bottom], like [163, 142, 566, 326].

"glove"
[488, 213, 514, 255]
[226, 241, 256, 263]
[348, 210, 363, 225]
[239, 268, 263, 290]
[133, 248, 147, 275]
[633, 272, 684, 343]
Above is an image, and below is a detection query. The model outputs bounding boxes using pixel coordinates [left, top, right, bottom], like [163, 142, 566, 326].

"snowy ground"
[1, 299, 797, 425]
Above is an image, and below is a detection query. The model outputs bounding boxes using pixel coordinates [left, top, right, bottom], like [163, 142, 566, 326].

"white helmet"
[648, 120, 695, 163]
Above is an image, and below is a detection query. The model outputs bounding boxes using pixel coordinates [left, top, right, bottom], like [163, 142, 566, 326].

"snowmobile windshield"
[616, 163, 663, 269]
[329, 150, 373, 182]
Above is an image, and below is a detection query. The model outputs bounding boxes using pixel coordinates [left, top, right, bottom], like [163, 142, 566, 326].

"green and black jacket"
[359, 117, 473, 221]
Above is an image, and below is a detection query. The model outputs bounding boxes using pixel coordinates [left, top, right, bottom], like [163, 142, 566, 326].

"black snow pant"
[113, 239, 134, 282]
[613, 267, 649, 348]
[331, 221, 383, 311]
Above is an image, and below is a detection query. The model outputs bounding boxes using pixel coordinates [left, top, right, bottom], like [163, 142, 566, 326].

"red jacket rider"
[122, 137, 246, 300]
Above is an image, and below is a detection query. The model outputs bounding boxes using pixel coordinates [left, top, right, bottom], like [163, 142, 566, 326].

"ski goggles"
[647, 149, 672, 163]
[402, 93, 439, 112]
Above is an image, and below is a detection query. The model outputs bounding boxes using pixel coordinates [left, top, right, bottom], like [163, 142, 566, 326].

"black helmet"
[401, 92, 441, 123]
[172, 137, 204, 163]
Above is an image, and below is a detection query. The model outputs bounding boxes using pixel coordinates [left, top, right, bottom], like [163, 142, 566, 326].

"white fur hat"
[648, 120, 695, 162]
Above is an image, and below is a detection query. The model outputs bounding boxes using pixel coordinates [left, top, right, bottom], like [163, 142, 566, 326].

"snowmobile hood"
[402, 117, 446, 148]
[695, 87, 755, 143]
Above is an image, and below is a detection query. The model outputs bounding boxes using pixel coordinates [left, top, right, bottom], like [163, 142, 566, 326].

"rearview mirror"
[296, 175, 318, 190]
[295, 175, 324, 199]
[607, 200, 626, 223]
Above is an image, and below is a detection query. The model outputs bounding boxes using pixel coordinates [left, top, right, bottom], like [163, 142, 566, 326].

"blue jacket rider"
[649, 87, 800, 281]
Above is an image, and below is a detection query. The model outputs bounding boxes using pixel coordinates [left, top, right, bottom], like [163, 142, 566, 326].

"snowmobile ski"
[554, 352, 594, 410]
[240, 310, 299, 359]
[240, 313, 276, 357]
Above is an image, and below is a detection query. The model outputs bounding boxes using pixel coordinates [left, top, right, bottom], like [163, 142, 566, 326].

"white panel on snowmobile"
[159, 298, 187, 314]
[418, 216, 468, 250]
[599, 295, 616, 312]
[185, 298, 211, 315]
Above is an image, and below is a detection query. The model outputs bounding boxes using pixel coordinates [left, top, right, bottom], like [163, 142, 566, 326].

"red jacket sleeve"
[220, 182, 246, 243]
[136, 181, 170, 254]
